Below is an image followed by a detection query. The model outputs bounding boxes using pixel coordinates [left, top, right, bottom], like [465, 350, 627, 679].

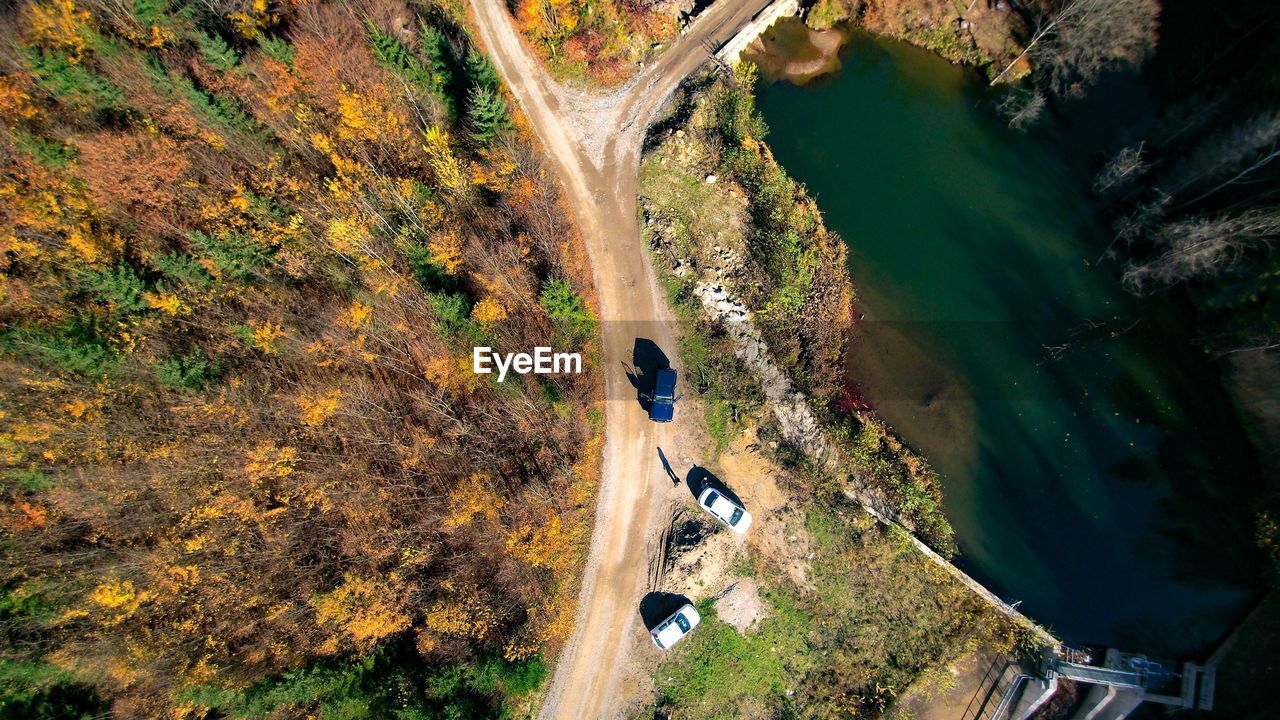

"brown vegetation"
[0, 0, 600, 716]
[807, 0, 1029, 72]
[507, 0, 679, 85]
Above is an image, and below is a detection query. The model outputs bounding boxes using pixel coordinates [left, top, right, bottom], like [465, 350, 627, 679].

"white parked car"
[650, 603, 701, 650]
[697, 487, 753, 534]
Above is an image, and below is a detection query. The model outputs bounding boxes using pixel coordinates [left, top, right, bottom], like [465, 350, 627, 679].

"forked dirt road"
[467, 1, 774, 717]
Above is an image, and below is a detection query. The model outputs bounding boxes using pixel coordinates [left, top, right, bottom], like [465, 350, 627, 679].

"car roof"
[699, 488, 751, 530]
[700, 488, 736, 515]
[654, 604, 699, 646]
[649, 401, 674, 421]
[654, 621, 684, 647]
[654, 367, 676, 394]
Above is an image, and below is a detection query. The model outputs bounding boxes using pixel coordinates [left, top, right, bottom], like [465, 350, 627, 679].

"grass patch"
[652, 500, 1020, 718]
[677, 325, 761, 453]
[655, 590, 813, 716]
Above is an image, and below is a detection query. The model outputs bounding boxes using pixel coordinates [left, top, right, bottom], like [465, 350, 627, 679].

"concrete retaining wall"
[715, 0, 800, 64]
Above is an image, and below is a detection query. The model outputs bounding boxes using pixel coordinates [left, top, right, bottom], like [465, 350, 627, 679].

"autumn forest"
[0, 0, 603, 717]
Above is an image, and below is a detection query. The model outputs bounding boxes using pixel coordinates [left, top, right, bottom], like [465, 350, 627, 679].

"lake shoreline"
[743, 25, 1264, 657]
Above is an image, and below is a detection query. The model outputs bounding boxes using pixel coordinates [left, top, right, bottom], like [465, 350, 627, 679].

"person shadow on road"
[657, 447, 681, 487]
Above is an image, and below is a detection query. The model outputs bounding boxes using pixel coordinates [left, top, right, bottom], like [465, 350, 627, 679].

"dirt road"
[467, 1, 775, 717]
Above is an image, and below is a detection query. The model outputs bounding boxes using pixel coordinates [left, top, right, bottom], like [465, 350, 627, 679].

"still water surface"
[750, 27, 1260, 656]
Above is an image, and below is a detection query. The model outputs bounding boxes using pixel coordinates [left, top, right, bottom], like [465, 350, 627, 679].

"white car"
[651, 603, 701, 650]
[697, 487, 753, 534]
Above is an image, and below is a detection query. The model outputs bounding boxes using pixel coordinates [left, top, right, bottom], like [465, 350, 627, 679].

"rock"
[705, 174, 718, 184]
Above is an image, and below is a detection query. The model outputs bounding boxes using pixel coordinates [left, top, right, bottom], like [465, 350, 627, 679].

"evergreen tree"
[464, 48, 500, 93]
[368, 21, 455, 118]
[195, 31, 239, 72]
[418, 21, 453, 86]
[467, 85, 510, 144]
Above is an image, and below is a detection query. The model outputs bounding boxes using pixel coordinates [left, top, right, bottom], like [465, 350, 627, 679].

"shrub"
[257, 35, 295, 68]
[82, 263, 148, 316]
[1, 315, 118, 376]
[196, 31, 240, 72]
[155, 348, 218, 390]
[154, 252, 214, 287]
[186, 230, 273, 282]
[0, 660, 105, 720]
[405, 243, 459, 293]
[11, 129, 76, 168]
[23, 49, 123, 116]
[4, 470, 56, 492]
[539, 280, 595, 344]
[429, 292, 478, 340]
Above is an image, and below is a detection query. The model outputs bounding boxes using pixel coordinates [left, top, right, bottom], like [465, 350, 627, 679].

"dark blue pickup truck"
[648, 367, 677, 422]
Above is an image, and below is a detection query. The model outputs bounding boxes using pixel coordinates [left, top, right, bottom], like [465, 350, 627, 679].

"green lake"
[749, 26, 1261, 657]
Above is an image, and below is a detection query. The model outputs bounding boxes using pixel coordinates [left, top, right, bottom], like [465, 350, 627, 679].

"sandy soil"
[466, 1, 777, 717]
[744, 19, 847, 84]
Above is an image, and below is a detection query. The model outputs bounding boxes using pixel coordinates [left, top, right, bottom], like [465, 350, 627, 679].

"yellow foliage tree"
[427, 231, 464, 275]
[442, 473, 502, 529]
[244, 442, 299, 481]
[87, 579, 151, 623]
[325, 214, 371, 255]
[422, 127, 467, 194]
[143, 290, 188, 316]
[425, 584, 496, 640]
[297, 388, 342, 427]
[506, 515, 571, 570]
[311, 573, 411, 648]
[24, 0, 94, 63]
[336, 87, 406, 145]
[227, 0, 276, 40]
[0, 75, 38, 124]
[342, 299, 373, 329]
[424, 354, 478, 395]
[471, 297, 507, 327]
[244, 320, 285, 354]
